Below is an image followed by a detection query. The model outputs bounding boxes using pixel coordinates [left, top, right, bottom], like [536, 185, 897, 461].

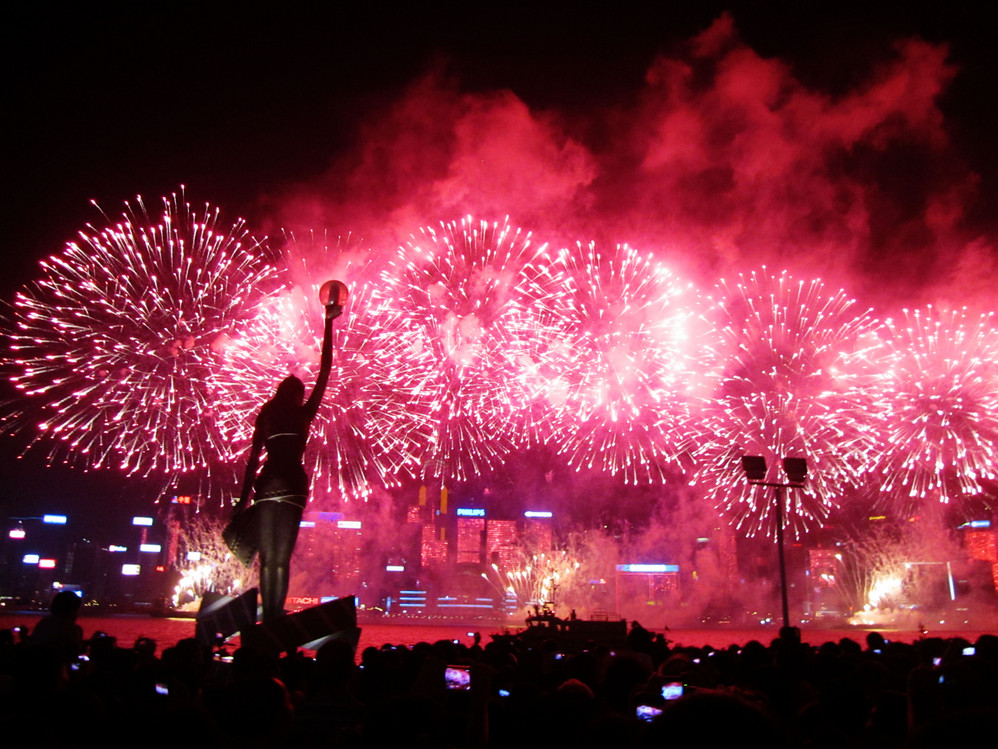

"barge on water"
[491, 603, 629, 653]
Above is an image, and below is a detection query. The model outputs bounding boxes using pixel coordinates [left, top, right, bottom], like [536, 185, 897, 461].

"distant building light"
[38, 558, 57, 569]
[107, 545, 128, 553]
[524, 511, 552, 518]
[299, 520, 316, 528]
[43, 514, 67, 524]
[316, 512, 344, 523]
[155, 565, 166, 572]
[456, 508, 485, 517]
[139, 543, 162, 553]
[121, 564, 141, 576]
[337, 520, 362, 529]
[9, 528, 26, 539]
[186, 551, 201, 562]
[132, 516, 154, 527]
[386, 564, 405, 572]
[171, 495, 192, 505]
[616, 563, 679, 573]
[23, 554, 40, 564]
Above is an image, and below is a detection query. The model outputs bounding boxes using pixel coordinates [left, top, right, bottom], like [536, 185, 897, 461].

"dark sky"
[2, 2, 996, 518]
[3, 2, 996, 296]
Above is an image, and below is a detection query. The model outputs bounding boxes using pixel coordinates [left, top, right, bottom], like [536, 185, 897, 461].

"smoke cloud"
[262, 13, 990, 313]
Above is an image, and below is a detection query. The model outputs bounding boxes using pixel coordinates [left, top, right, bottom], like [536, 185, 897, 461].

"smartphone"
[661, 682, 684, 701]
[445, 665, 471, 691]
[963, 646, 976, 656]
[636, 704, 663, 722]
[155, 682, 169, 696]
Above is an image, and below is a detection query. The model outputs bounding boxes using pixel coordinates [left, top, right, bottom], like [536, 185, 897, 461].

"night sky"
[2, 2, 997, 520]
[5, 3, 996, 292]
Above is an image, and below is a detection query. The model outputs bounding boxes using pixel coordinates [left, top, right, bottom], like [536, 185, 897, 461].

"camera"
[636, 705, 663, 722]
[661, 682, 684, 700]
[445, 665, 471, 691]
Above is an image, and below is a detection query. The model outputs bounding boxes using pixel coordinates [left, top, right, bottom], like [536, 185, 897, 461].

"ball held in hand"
[319, 279, 349, 307]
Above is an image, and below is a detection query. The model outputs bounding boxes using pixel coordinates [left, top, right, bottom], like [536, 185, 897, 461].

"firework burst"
[546, 241, 700, 484]
[3, 189, 281, 482]
[212, 232, 436, 502]
[693, 269, 881, 538]
[869, 305, 998, 509]
[382, 216, 561, 484]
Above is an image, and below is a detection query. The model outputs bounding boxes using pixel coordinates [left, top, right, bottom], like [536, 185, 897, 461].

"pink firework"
[212, 232, 436, 502]
[693, 269, 881, 538]
[869, 305, 998, 510]
[2, 189, 281, 480]
[546, 241, 700, 484]
[382, 216, 562, 484]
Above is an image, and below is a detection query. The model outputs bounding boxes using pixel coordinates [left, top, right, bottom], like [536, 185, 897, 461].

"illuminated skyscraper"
[522, 511, 553, 552]
[420, 525, 448, 571]
[456, 509, 486, 565]
[486, 519, 521, 571]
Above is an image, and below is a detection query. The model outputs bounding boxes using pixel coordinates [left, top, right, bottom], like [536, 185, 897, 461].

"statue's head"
[274, 375, 305, 406]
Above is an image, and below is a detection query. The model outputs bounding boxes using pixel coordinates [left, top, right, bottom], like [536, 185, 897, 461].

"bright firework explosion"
[211, 232, 436, 502]
[494, 551, 580, 608]
[546, 241, 700, 484]
[382, 216, 561, 484]
[2, 190, 281, 482]
[692, 269, 881, 538]
[486, 527, 619, 617]
[170, 511, 253, 610]
[869, 305, 998, 511]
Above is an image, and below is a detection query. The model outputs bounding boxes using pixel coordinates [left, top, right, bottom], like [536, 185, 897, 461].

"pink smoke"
[261, 13, 989, 312]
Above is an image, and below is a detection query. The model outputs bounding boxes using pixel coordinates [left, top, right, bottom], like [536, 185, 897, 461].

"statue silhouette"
[231, 297, 342, 622]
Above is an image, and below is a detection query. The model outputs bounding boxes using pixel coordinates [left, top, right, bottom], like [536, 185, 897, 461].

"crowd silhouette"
[2, 606, 997, 748]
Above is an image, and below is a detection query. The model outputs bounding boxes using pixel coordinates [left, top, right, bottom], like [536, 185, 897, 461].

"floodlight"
[741, 455, 767, 481]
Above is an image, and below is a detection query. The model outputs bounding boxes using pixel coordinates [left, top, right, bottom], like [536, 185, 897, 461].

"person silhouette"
[233, 294, 343, 622]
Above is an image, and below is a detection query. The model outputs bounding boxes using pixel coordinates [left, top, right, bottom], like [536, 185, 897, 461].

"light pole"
[740, 455, 808, 629]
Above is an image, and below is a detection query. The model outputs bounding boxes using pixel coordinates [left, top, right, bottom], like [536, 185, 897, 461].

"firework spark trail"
[3, 190, 281, 483]
[692, 269, 882, 538]
[210, 233, 438, 503]
[870, 305, 998, 509]
[493, 552, 581, 606]
[545, 241, 700, 484]
[382, 216, 562, 484]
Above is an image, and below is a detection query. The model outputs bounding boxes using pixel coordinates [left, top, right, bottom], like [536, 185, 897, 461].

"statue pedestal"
[200, 592, 360, 656]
